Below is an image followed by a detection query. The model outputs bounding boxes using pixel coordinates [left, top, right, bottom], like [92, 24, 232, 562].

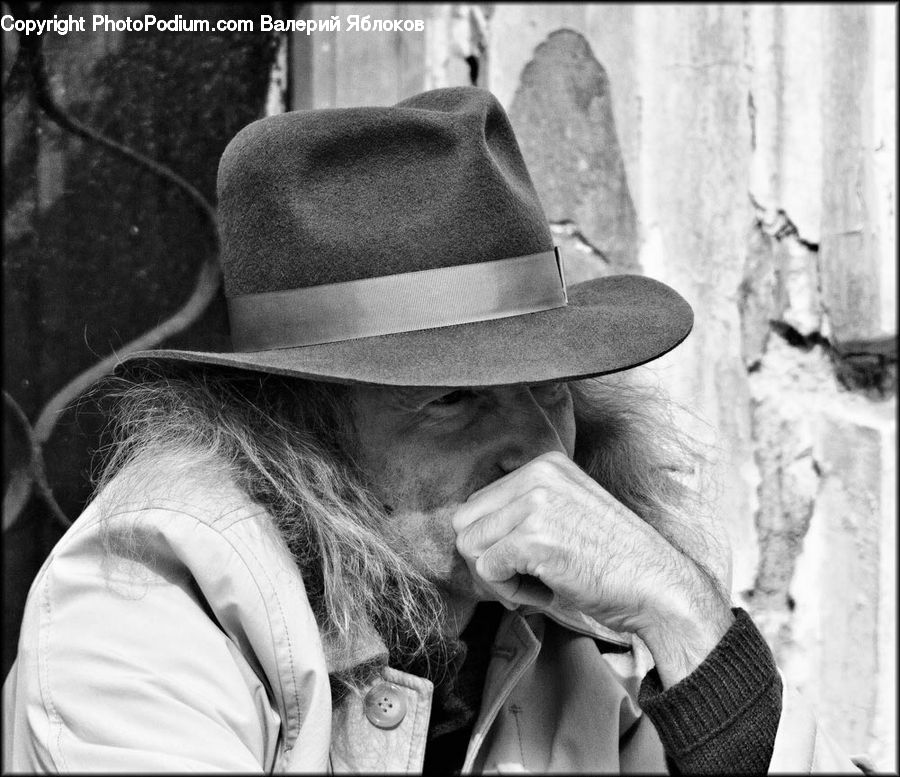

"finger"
[456, 552, 521, 611]
[475, 535, 534, 584]
[473, 539, 555, 610]
[473, 450, 589, 502]
[472, 528, 563, 608]
[469, 451, 570, 500]
[480, 574, 554, 610]
[451, 474, 525, 534]
[513, 574, 555, 609]
[452, 455, 573, 533]
[454, 499, 531, 560]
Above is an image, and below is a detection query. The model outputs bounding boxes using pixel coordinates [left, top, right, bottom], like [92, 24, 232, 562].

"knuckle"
[529, 450, 569, 476]
[530, 559, 551, 580]
[456, 522, 484, 556]
[528, 459, 556, 479]
[519, 509, 544, 536]
[485, 541, 516, 577]
[526, 485, 550, 508]
[476, 548, 498, 578]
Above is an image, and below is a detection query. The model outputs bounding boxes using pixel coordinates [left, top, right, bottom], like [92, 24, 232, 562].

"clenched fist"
[451, 451, 734, 688]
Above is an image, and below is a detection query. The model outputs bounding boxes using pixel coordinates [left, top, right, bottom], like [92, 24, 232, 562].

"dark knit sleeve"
[637, 607, 782, 775]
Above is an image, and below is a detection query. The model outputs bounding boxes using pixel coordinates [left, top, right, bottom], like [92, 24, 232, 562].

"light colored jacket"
[3, 467, 860, 772]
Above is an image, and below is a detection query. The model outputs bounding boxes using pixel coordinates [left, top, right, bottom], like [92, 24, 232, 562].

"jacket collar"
[522, 601, 633, 652]
[321, 618, 388, 675]
[323, 599, 632, 675]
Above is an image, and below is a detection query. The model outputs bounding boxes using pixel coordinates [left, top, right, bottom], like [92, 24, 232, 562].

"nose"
[493, 386, 568, 474]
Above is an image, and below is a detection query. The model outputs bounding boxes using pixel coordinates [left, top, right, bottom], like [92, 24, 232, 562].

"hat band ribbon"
[227, 248, 567, 351]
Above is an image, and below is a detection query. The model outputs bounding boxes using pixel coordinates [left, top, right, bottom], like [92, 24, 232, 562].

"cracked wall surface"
[507, 29, 639, 274]
[487, 4, 896, 768]
[290, 2, 895, 767]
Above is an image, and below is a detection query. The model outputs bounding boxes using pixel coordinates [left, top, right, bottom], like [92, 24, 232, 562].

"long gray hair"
[92, 362, 710, 696]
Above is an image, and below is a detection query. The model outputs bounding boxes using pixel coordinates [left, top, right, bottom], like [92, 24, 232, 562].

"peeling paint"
[745, 336, 836, 653]
[748, 90, 757, 152]
[550, 220, 611, 287]
[509, 29, 639, 273]
[750, 193, 819, 250]
[264, 33, 289, 116]
[449, 4, 487, 85]
[550, 220, 609, 262]
[487, 6, 893, 763]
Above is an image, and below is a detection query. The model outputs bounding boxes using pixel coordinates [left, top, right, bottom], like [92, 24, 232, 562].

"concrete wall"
[292, 3, 896, 768]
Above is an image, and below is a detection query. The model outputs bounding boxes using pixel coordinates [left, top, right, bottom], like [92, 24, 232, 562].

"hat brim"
[118, 275, 692, 387]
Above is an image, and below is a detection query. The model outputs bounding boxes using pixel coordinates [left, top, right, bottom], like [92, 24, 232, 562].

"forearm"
[635, 577, 736, 689]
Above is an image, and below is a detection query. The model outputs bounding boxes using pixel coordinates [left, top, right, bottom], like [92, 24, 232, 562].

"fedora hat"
[122, 87, 692, 386]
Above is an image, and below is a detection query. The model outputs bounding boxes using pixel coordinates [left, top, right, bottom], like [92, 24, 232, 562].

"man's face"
[349, 383, 576, 605]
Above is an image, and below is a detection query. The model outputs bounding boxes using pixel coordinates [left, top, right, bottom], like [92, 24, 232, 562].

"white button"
[364, 682, 407, 729]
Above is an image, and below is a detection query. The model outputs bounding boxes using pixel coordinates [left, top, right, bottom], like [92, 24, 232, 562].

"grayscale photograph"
[2, 3, 896, 773]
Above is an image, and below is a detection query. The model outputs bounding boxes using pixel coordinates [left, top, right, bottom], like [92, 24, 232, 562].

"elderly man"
[4, 87, 858, 773]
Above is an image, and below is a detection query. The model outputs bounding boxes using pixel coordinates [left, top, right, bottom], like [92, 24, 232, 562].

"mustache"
[378, 462, 505, 516]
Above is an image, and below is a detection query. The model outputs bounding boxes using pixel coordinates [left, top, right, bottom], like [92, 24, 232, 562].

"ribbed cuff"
[638, 608, 782, 773]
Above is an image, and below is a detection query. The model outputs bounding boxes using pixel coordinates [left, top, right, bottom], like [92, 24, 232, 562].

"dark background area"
[3, 2, 283, 677]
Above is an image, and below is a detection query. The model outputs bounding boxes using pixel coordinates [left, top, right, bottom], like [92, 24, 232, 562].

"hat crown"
[217, 87, 553, 298]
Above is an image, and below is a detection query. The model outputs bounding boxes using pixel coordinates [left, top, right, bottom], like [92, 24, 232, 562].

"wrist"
[637, 608, 782, 772]
[637, 598, 735, 688]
